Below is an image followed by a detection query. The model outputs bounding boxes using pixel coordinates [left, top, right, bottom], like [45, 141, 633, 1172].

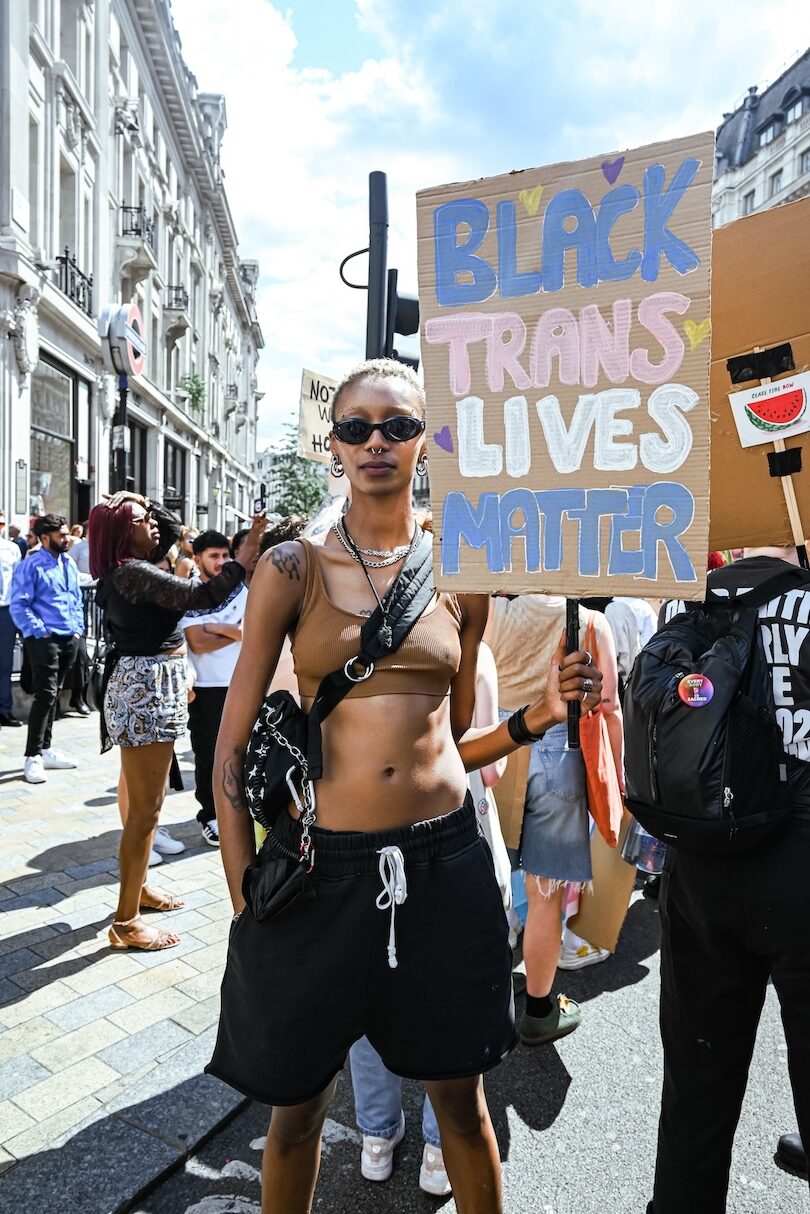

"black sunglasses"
[331, 416, 425, 445]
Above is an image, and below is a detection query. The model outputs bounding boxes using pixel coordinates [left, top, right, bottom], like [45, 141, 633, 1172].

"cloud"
[169, 0, 810, 444]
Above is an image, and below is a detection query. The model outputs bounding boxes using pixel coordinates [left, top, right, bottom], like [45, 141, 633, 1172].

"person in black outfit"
[648, 546, 810, 1213]
[181, 530, 249, 847]
[88, 493, 264, 952]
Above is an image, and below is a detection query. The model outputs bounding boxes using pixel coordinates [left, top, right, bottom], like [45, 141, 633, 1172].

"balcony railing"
[165, 285, 189, 311]
[121, 205, 155, 251]
[57, 247, 94, 317]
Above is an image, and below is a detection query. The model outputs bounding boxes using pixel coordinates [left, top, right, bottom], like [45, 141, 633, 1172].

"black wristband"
[507, 705, 545, 746]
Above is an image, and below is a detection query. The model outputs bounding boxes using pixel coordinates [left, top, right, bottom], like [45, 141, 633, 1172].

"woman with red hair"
[88, 492, 263, 951]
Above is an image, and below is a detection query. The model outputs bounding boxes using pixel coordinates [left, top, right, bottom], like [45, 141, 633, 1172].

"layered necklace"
[334, 516, 420, 649]
[333, 515, 412, 568]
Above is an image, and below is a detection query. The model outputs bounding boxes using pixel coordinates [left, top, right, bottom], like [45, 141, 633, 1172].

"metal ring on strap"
[344, 655, 374, 683]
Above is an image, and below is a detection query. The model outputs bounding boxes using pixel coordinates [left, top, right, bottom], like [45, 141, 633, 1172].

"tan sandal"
[108, 915, 180, 952]
[139, 886, 185, 912]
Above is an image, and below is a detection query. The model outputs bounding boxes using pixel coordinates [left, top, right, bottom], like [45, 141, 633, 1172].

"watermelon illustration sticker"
[728, 371, 810, 449]
[678, 673, 714, 707]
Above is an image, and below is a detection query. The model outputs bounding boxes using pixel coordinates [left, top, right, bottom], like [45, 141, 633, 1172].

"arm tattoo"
[271, 548, 301, 581]
[222, 750, 247, 813]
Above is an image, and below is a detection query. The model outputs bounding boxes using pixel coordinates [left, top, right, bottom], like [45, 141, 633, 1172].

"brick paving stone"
[0, 947, 44, 981]
[60, 952, 143, 995]
[0, 925, 58, 959]
[183, 941, 229, 974]
[14, 1057, 120, 1120]
[0, 979, 79, 1028]
[97, 1018, 194, 1075]
[177, 967, 223, 1003]
[0, 1016, 61, 1065]
[171, 994, 221, 1037]
[43, 980, 136, 1031]
[3, 1095, 103, 1160]
[30, 1018, 127, 1074]
[108, 987, 194, 1034]
[0, 1098, 35, 1143]
[0, 1053, 51, 1101]
[117, 957, 199, 1000]
[183, 919, 228, 947]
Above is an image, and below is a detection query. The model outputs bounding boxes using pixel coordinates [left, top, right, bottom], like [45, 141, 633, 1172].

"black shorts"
[206, 795, 517, 1106]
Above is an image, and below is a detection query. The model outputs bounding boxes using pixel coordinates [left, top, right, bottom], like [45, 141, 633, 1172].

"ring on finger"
[581, 650, 592, 666]
[582, 677, 594, 693]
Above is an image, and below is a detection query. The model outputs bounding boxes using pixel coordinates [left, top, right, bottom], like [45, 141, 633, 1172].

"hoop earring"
[330, 454, 344, 478]
[415, 453, 429, 477]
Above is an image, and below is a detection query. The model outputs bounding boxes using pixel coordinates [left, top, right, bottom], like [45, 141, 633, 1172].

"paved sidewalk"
[0, 710, 244, 1213]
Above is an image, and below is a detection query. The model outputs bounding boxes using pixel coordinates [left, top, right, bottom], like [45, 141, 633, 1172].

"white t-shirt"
[0, 537, 20, 607]
[180, 582, 247, 686]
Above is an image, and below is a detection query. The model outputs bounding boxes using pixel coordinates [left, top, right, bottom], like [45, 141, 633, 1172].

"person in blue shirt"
[9, 514, 84, 784]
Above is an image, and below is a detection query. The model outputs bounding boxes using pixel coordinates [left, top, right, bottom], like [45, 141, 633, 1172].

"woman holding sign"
[208, 358, 602, 1213]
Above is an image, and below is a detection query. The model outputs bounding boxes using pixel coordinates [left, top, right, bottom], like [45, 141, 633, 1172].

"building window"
[742, 190, 756, 215]
[801, 147, 810, 175]
[126, 420, 148, 494]
[786, 98, 804, 124]
[163, 439, 187, 513]
[30, 357, 77, 521]
[759, 123, 778, 147]
[769, 169, 783, 197]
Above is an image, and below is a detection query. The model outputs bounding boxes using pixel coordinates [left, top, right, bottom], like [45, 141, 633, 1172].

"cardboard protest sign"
[298, 369, 337, 465]
[417, 132, 714, 598]
[728, 371, 810, 449]
[709, 196, 810, 551]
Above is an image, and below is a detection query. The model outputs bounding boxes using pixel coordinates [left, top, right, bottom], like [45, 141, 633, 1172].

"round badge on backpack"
[678, 673, 714, 708]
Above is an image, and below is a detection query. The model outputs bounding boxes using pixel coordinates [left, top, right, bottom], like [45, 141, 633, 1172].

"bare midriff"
[297, 691, 468, 830]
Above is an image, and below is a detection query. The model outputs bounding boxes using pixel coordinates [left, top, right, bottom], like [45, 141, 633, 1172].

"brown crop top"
[292, 538, 463, 699]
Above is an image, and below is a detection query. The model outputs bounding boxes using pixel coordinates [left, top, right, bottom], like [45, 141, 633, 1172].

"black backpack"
[623, 571, 808, 854]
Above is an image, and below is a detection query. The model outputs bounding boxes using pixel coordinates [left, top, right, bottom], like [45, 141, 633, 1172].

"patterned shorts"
[104, 654, 188, 748]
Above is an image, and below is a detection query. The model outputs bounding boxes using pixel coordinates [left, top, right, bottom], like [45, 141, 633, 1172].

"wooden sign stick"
[754, 347, 808, 561]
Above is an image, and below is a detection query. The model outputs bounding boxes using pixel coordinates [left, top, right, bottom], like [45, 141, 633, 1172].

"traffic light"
[384, 268, 419, 371]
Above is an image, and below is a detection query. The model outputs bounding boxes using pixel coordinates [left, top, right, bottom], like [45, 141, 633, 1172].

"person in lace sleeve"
[87, 493, 264, 952]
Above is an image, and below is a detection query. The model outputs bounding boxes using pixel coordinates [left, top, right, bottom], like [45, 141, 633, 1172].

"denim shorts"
[503, 718, 592, 887]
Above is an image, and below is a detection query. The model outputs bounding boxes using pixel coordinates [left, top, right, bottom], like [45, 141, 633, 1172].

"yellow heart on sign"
[519, 184, 544, 216]
[684, 317, 711, 350]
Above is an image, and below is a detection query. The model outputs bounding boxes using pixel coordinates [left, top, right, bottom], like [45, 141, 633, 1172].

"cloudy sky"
[169, 0, 810, 447]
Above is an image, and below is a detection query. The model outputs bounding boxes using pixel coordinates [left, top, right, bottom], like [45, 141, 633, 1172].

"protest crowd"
[1, 352, 808, 1214]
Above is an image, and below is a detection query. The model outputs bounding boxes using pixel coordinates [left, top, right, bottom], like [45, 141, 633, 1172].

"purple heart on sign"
[601, 156, 625, 185]
[433, 425, 454, 453]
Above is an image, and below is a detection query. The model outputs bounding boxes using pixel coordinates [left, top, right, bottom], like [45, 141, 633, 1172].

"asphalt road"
[135, 892, 806, 1214]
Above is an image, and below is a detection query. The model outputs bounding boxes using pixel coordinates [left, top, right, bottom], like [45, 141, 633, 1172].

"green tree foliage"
[273, 424, 328, 515]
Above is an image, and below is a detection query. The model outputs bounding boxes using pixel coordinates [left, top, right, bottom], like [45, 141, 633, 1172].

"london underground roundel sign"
[99, 303, 147, 377]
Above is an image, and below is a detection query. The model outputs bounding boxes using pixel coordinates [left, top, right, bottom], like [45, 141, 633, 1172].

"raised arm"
[213, 542, 307, 911]
[112, 560, 246, 614]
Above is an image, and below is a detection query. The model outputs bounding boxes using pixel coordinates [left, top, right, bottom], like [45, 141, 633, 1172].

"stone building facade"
[0, 0, 263, 536]
[713, 47, 810, 226]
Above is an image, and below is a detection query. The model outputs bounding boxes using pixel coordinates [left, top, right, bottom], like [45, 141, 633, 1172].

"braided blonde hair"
[331, 358, 425, 420]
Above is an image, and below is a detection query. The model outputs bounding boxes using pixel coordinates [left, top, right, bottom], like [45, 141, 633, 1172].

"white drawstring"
[376, 846, 407, 969]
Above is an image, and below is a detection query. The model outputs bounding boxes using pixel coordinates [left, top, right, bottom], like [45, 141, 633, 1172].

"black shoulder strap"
[305, 530, 435, 778]
[706, 567, 810, 612]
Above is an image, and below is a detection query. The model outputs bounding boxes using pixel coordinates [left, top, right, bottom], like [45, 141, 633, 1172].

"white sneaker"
[557, 941, 611, 970]
[360, 1113, 405, 1182]
[40, 747, 77, 770]
[153, 826, 185, 855]
[24, 755, 47, 784]
[147, 847, 163, 867]
[419, 1143, 452, 1196]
